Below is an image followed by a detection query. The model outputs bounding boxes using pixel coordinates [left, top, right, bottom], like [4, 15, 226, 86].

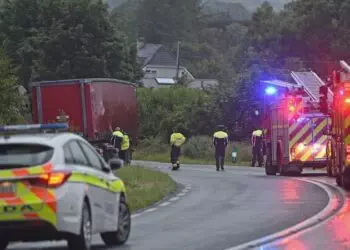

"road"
[8, 162, 345, 250]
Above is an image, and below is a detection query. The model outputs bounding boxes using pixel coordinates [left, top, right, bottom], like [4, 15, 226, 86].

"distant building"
[137, 42, 195, 88]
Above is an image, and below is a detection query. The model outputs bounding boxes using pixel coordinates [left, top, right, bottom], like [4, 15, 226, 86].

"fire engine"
[262, 82, 331, 176]
[319, 61, 350, 189]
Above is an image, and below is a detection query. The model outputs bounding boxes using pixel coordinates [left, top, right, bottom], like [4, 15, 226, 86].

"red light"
[289, 105, 295, 112]
[29, 172, 71, 188]
[345, 98, 350, 104]
[340, 89, 344, 95]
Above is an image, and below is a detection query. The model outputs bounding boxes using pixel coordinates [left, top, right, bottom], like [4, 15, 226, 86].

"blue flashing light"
[0, 123, 69, 132]
[265, 86, 277, 95]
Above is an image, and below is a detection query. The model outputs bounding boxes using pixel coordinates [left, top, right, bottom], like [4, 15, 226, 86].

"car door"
[64, 140, 105, 232]
[77, 140, 117, 231]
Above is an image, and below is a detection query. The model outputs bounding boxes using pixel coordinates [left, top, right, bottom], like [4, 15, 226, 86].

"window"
[0, 144, 53, 169]
[78, 141, 104, 170]
[68, 141, 88, 166]
[63, 145, 74, 164]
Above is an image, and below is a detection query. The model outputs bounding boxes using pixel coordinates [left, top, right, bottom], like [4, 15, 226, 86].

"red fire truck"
[262, 84, 331, 176]
[320, 61, 350, 189]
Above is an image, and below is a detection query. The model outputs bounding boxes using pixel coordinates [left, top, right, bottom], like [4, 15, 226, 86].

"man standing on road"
[213, 125, 229, 171]
[170, 130, 186, 170]
[110, 127, 124, 159]
[251, 127, 263, 167]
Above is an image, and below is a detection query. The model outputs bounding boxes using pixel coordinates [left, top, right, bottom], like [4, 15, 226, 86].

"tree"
[0, 0, 140, 88]
[0, 49, 26, 124]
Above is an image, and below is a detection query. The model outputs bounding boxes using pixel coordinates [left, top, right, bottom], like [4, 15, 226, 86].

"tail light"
[28, 172, 71, 188]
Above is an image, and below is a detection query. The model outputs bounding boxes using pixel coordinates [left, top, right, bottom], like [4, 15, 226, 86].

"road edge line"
[223, 178, 344, 250]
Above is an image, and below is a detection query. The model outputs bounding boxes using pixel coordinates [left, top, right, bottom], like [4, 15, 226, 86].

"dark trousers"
[171, 145, 181, 164]
[215, 149, 225, 170]
[252, 146, 263, 167]
[119, 150, 129, 164]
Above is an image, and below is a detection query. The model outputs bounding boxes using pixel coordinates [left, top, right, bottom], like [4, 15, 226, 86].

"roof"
[137, 43, 178, 67]
[291, 71, 333, 102]
[30, 78, 137, 88]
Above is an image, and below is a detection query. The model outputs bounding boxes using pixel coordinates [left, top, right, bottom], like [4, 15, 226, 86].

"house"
[137, 42, 195, 88]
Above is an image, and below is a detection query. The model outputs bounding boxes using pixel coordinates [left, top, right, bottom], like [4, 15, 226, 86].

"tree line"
[1, 0, 350, 140]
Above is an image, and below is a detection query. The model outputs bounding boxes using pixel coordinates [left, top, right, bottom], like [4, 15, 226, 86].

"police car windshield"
[0, 144, 54, 169]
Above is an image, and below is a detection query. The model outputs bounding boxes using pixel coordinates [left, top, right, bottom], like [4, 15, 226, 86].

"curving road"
[9, 162, 340, 250]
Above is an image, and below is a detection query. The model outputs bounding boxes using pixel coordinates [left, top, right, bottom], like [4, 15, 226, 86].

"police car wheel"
[101, 196, 131, 246]
[67, 201, 92, 250]
[0, 240, 8, 250]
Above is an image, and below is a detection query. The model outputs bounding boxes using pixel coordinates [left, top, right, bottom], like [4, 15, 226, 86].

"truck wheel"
[265, 145, 276, 175]
[67, 201, 92, 250]
[101, 195, 131, 246]
[0, 240, 8, 250]
[336, 174, 343, 186]
[327, 165, 333, 177]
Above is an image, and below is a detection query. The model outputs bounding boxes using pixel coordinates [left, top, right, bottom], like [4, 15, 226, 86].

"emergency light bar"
[0, 123, 69, 132]
[265, 86, 277, 95]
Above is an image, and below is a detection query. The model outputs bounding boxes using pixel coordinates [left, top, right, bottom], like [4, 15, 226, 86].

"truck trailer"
[30, 78, 138, 141]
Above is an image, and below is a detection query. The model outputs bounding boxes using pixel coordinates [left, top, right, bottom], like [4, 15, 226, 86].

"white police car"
[0, 123, 130, 250]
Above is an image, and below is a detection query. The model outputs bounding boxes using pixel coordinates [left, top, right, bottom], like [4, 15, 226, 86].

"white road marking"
[160, 202, 171, 207]
[169, 197, 180, 201]
[131, 214, 141, 218]
[145, 208, 157, 212]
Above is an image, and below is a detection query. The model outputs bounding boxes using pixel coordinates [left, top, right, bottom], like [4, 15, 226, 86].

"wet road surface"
[9, 163, 339, 250]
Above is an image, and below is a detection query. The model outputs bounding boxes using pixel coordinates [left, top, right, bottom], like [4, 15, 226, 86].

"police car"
[0, 123, 130, 250]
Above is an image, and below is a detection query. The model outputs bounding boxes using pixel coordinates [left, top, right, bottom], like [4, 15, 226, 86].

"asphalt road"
[9, 163, 333, 250]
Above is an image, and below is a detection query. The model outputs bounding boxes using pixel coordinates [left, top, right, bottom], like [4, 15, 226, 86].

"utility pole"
[175, 41, 180, 82]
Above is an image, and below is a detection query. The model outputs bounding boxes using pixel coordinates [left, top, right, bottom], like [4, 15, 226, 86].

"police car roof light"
[0, 123, 69, 132]
[265, 86, 277, 95]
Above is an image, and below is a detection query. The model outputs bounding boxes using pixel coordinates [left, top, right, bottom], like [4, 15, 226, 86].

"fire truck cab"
[262, 82, 331, 176]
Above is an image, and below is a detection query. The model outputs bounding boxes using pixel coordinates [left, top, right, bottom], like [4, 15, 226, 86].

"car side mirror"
[109, 159, 123, 170]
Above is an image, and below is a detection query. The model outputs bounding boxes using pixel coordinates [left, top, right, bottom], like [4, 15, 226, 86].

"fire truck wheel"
[336, 175, 342, 186]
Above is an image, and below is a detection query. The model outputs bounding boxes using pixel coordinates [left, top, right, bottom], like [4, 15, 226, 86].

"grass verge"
[116, 166, 177, 213]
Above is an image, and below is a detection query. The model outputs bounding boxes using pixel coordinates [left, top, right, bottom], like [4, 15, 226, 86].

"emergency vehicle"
[319, 61, 350, 189]
[0, 123, 130, 250]
[262, 80, 331, 176]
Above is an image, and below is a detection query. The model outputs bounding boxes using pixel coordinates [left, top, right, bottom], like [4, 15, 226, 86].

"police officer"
[170, 130, 186, 170]
[251, 127, 263, 167]
[110, 127, 123, 157]
[120, 131, 130, 165]
[213, 125, 229, 171]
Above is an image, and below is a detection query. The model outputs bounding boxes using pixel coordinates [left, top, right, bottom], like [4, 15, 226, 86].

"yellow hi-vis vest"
[112, 131, 124, 138]
[170, 133, 186, 147]
[121, 134, 130, 151]
[252, 130, 263, 137]
[213, 131, 228, 139]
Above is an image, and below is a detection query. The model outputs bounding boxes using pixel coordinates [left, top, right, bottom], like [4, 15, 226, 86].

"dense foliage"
[0, 49, 27, 124]
[0, 0, 140, 89]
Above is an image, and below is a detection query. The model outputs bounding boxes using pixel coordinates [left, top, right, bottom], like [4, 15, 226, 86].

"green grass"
[116, 166, 176, 213]
[133, 136, 252, 166]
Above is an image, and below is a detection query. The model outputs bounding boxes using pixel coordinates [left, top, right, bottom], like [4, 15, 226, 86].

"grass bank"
[116, 166, 176, 212]
[133, 136, 252, 166]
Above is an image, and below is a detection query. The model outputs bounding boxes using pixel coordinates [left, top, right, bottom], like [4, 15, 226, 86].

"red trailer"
[30, 78, 138, 140]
